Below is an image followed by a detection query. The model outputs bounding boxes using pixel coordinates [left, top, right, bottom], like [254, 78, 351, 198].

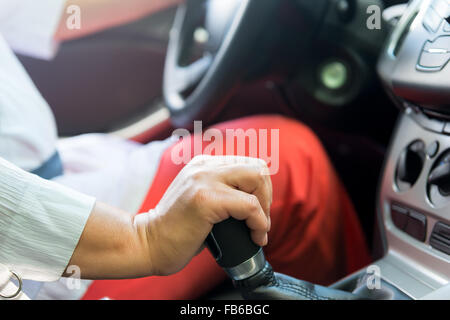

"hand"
[141, 155, 272, 276]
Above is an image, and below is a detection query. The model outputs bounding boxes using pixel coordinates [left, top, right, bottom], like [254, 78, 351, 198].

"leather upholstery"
[234, 262, 366, 300]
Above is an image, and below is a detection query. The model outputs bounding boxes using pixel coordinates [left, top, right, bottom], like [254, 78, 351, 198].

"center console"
[208, 0, 450, 300]
[332, 0, 450, 299]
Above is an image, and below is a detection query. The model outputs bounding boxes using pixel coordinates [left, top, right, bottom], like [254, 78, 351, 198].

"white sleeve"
[0, 0, 67, 60]
[0, 157, 95, 282]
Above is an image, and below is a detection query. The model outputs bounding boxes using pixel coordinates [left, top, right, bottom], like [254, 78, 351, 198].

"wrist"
[132, 212, 158, 277]
[140, 207, 174, 276]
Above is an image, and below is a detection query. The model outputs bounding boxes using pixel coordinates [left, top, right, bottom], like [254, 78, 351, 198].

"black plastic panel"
[430, 222, 450, 255]
[390, 202, 427, 242]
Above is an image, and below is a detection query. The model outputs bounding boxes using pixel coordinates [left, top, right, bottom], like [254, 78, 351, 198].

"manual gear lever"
[206, 218, 367, 300]
[205, 218, 265, 281]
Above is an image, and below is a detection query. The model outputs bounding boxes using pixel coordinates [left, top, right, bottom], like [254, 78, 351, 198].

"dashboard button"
[427, 141, 440, 158]
[391, 204, 408, 230]
[418, 51, 450, 70]
[418, 36, 450, 71]
[423, 7, 443, 33]
[423, 35, 450, 52]
[405, 210, 427, 242]
[430, 222, 450, 255]
[431, 0, 449, 18]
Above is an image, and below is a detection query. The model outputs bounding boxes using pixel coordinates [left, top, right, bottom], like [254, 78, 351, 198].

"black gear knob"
[205, 218, 265, 280]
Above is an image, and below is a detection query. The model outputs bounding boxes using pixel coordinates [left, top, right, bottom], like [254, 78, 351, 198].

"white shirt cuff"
[0, 158, 95, 282]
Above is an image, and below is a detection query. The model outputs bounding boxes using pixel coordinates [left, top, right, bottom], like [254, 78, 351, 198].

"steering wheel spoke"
[172, 54, 213, 94]
[164, 0, 281, 126]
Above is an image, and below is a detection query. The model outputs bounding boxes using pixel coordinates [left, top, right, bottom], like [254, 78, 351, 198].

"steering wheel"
[163, 0, 279, 127]
[164, 0, 388, 128]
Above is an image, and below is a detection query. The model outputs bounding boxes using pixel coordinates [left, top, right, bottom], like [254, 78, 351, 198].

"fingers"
[216, 187, 270, 247]
[218, 159, 272, 218]
[188, 155, 273, 247]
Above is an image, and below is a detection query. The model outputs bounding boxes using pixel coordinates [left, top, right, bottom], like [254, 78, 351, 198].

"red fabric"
[82, 115, 371, 300]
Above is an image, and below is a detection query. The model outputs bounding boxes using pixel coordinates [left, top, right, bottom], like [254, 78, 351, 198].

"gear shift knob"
[206, 218, 367, 300]
[205, 218, 266, 280]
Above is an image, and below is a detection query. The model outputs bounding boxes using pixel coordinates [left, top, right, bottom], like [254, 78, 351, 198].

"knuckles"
[190, 185, 210, 207]
[190, 169, 210, 183]
[182, 156, 270, 211]
[246, 194, 261, 213]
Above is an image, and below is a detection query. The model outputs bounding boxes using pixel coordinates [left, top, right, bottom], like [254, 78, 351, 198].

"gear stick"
[206, 218, 367, 300]
[205, 218, 265, 281]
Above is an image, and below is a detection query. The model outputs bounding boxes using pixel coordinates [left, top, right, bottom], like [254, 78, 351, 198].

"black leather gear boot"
[234, 261, 366, 300]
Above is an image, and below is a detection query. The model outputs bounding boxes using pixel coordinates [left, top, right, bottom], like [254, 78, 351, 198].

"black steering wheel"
[163, 0, 279, 127]
[163, 0, 384, 128]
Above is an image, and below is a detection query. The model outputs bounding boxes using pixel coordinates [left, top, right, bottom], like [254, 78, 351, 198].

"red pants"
[83, 115, 371, 300]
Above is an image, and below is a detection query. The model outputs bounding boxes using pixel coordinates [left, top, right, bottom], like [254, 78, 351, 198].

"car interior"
[18, 0, 450, 299]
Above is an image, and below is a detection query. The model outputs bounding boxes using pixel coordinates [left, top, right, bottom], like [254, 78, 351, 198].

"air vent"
[430, 222, 450, 255]
[395, 140, 426, 192]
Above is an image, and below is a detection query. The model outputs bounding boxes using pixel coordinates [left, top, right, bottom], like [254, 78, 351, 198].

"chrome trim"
[386, 0, 424, 58]
[224, 249, 265, 281]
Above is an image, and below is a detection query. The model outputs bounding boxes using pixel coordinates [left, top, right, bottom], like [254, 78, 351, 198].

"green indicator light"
[320, 61, 348, 90]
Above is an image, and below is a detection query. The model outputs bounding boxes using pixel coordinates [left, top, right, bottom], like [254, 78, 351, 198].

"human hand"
[142, 155, 272, 276]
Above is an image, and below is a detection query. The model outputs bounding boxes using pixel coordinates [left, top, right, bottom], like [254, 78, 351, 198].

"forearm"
[65, 201, 154, 279]
[63, 155, 271, 280]
[55, 0, 183, 41]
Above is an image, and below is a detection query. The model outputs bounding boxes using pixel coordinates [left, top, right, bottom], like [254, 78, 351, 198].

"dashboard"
[332, 0, 450, 299]
[376, 0, 449, 298]
[379, 0, 450, 114]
